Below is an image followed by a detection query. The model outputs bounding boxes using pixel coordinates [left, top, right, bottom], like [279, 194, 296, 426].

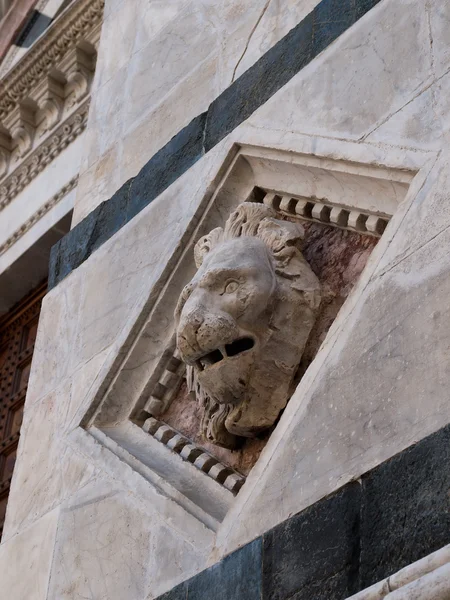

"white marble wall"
[3, 0, 450, 598]
[73, 0, 322, 224]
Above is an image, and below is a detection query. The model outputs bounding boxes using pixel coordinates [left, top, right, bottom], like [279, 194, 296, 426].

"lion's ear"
[257, 218, 320, 295]
[257, 217, 305, 253]
[194, 227, 223, 267]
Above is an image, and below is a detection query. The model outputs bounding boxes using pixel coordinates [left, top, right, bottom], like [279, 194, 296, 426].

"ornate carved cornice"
[0, 175, 78, 256]
[0, 0, 103, 196]
[0, 0, 104, 116]
[0, 100, 88, 210]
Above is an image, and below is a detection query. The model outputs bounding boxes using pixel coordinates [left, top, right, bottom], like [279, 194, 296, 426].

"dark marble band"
[49, 0, 383, 289]
[157, 422, 450, 600]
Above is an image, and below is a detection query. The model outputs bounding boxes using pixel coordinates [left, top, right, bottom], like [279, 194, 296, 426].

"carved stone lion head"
[175, 202, 321, 448]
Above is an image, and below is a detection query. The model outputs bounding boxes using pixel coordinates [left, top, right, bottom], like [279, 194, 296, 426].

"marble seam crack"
[230, 0, 272, 84]
[64, 490, 120, 512]
[377, 218, 450, 280]
[362, 62, 450, 140]
[49, 0, 389, 288]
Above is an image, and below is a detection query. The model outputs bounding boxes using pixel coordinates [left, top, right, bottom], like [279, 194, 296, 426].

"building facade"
[0, 0, 450, 599]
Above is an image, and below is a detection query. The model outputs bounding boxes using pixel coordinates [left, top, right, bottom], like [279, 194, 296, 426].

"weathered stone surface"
[7, 1, 450, 600]
[2, 382, 97, 541]
[204, 12, 314, 151]
[50, 113, 207, 289]
[262, 484, 361, 600]
[160, 539, 262, 600]
[0, 508, 59, 600]
[46, 477, 209, 600]
[371, 150, 450, 279]
[429, 0, 450, 78]
[163, 222, 377, 470]
[74, 0, 326, 221]
[366, 70, 450, 151]
[299, 221, 378, 373]
[160, 381, 268, 476]
[386, 563, 450, 600]
[159, 581, 188, 600]
[216, 163, 450, 552]
[249, 0, 433, 141]
[189, 539, 262, 600]
[127, 113, 207, 221]
[359, 424, 450, 588]
[155, 423, 450, 599]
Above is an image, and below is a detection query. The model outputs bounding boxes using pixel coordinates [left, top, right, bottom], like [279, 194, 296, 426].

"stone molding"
[347, 545, 450, 600]
[143, 417, 245, 495]
[0, 175, 77, 256]
[0, 100, 87, 210]
[263, 191, 389, 237]
[144, 339, 186, 417]
[0, 0, 103, 188]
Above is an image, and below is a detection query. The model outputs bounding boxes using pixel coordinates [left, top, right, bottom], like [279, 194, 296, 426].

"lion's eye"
[224, 281, 239, 294]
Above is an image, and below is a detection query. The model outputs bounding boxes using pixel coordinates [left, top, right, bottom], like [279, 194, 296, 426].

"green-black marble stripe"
[48, 0, 383, 289]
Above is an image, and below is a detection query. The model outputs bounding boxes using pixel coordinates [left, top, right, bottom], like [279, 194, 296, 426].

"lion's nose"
[177, 306, 239, 363]
[177, 307, 205, 359]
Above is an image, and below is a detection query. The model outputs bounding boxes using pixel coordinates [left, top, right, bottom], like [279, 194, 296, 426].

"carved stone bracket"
[3, 102, 37, 159]
[0, 129, 11, 178]
[34, 74, 66, 136]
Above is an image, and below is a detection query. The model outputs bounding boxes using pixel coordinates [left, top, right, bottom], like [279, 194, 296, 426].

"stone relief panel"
[159, 203, 379, 475]
[175, 202, 322, 448]
[84, 144, 413, 526]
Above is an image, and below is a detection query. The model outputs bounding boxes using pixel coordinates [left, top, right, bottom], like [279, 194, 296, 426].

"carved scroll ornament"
[175, 203, 321, 449]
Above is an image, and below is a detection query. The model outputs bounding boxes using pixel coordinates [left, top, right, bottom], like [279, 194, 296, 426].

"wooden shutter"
[0, 281, 46, 537]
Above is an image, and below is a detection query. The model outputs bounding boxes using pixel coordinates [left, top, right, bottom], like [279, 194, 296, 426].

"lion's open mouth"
[196, 337, 255, 371]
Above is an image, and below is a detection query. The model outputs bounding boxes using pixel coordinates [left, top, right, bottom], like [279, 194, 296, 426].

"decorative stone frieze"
[0, 0, 103, 197]
[175, 202, 322, 448]
[0, 0, 103, 115]
[0, 175, 78, 256]
[0, 101, 88, 210]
